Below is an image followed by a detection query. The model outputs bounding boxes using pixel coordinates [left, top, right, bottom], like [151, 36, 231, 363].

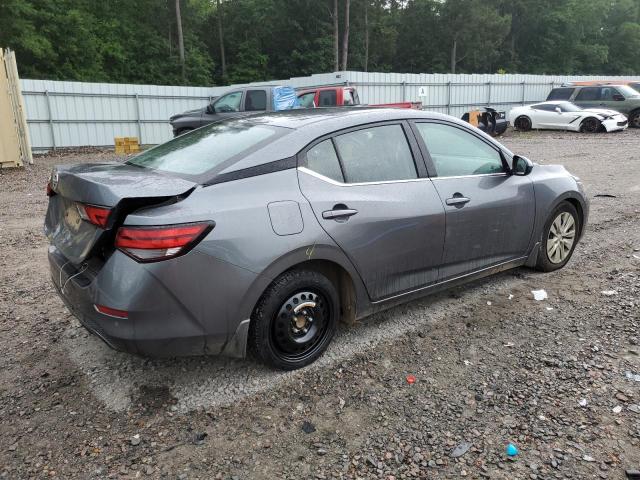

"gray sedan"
[45, 108, 588, 370]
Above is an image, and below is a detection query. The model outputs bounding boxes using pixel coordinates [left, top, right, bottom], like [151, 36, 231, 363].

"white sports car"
[508, 101, 628, 133]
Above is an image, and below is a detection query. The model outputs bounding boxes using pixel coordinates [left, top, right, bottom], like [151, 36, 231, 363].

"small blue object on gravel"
[506, 443, 519, 457]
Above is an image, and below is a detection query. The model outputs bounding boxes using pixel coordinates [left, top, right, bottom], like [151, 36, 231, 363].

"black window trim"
[408, 119, 511, 178]
[296, 120, 430, 186]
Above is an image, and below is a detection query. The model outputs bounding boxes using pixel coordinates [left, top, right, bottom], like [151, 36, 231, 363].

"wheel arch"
[238, 245, 370, 331]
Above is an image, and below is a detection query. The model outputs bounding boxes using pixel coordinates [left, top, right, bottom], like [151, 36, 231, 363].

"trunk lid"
[45, 163, 197, 264]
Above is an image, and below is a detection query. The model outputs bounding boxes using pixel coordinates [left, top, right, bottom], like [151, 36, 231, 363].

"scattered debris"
[301, 421, 316, 434]
[506, 443, 519, 457]
[531, 289, 548, 301]
[463, 360, 472, 366]
[625, 372, 640, 382]
[450, 441, 472, 458]
[192, 432, 207, 445]
[628, 405, 640, 414]
[508, 294, 514, 300]
[579, 398, 588, 407]
[594, 194, 617, 198]
[406, 374, 416, 385]
[546, 307, 554, 311]
[583, 455, 596, 462]
[503, 342, 515, 348]
[613, 405, 623, 414]
[130, 434, 141, 446]
[486, 301, 492, 306]
[601, 290, 617, 296]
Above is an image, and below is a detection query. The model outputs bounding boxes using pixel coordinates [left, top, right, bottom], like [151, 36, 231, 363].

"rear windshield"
[127, 121, 288, 177]
[617, 85, 640, 97]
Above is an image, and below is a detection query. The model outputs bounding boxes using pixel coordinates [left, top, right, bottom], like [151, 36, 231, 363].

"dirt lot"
[1, 129, 639, 480]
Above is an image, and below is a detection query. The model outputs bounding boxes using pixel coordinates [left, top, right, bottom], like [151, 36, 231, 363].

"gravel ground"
[0, 129, 639, 479]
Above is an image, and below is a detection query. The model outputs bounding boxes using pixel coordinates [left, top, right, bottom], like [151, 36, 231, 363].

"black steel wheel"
[580, 117, 601, 133]
[515, 116, 532, 131]
[629, 110, 640, 129]
[249, 270, 338, 370]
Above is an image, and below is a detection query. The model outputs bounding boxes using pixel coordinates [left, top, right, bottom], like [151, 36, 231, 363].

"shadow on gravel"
[62, 268, 531, 413]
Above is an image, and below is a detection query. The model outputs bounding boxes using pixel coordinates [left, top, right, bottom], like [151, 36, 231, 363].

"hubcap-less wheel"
[581, 118, 600, 133]
[631, 112, 640, 128]
[272, 290, 330, 362]
[546, 212, 576, 264]
[516, 116, 531, 131]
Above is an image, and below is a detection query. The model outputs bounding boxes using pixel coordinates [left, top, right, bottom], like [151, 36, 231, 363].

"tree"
[216, 0, 227, 81]
[175, 0, 185, 82]
[332, 0, 339, 70]
[341, 0, 351, 70]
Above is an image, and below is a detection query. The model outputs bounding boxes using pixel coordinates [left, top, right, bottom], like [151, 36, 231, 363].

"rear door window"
[333, 125, 417, 183]
[245, 90, 267, 111]
[547, 88, 574, 100]
[318, 89, 337, 107]
[575, 87, 600, 101]
[301, 139, 344, 182]
[343, 89, 355, 105]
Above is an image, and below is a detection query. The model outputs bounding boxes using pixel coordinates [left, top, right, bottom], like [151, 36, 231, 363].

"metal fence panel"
[21, 72, 640, 150]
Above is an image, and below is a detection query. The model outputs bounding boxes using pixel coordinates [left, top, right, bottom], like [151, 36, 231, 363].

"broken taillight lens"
[115, 222, 213, 262]
[77, 204, 112, 228]
[46, 181, 56, 197]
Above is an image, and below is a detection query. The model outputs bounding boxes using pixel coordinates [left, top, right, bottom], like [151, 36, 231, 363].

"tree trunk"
[364, 1, 369, 72]
[450, 37, 457, 74]
[175, 0, 185, 82]
[333, 0, 339, 71]
[217, 0, 227, 80]
[341, 0, 350, 71]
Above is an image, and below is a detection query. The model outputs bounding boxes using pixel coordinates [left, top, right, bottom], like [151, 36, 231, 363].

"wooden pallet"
[0, 48, 32, 168]
[114, 136, 140, 154]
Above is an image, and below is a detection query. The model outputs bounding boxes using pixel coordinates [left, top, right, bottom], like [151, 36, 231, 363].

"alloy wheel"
[546, 212, 576, 264]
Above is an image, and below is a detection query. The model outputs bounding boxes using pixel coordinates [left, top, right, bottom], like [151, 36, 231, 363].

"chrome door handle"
[322, 208, 358, 220]
[446, 196, 470, 206]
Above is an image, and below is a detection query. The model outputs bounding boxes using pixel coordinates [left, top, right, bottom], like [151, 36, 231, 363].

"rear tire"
[580, 117, 601, 133]
[629, 109, 640, 128]
[535, 201, 580, 272]
[515, 116, 532, 131]
[249, 269, 338, 370]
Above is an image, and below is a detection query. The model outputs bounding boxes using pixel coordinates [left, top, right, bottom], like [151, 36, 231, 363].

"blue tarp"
[272, 86, 300, 111]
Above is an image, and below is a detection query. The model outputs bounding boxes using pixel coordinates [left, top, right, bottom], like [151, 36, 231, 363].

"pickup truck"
[170, 85, 420, 136]
[296, 85, 421, 109]
[169, 85, 297, 136]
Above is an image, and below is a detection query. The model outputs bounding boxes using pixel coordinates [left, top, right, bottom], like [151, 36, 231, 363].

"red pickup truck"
[296, 86, 420, 109]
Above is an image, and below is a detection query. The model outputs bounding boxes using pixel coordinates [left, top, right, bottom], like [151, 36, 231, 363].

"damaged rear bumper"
[48, 246, 253, 358]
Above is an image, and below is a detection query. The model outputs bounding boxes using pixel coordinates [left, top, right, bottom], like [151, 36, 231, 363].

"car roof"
[229, 107, 452, 130]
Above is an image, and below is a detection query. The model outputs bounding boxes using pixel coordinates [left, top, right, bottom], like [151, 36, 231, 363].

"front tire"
[629, 109, 640, 129]
[249, 270, 339, 370]
[515, 116, 532, 131]
[580, 117, 601, 133]
[535, 201, 580, 272]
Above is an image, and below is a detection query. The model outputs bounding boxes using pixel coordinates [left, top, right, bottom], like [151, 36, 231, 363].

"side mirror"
[613, 94, 625, 101]
[205, 104, 214, 114]
[512, 155, 534, 176]
[555, 107, 562, 113]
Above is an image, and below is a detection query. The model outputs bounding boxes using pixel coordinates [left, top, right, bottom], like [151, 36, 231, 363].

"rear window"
[127, 121, 287, 177]
[575, 87, 600, 101]
[547, 88, 574, 100]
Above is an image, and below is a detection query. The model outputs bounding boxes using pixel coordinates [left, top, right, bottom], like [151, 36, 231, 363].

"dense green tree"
[1, 0, 638, 85]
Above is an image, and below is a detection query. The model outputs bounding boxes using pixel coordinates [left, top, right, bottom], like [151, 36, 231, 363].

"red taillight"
[94, 304, 129, 319]
[115, 222, 213, 262]
[77, 204, 112, 228]
[46, 182, 56, 197]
